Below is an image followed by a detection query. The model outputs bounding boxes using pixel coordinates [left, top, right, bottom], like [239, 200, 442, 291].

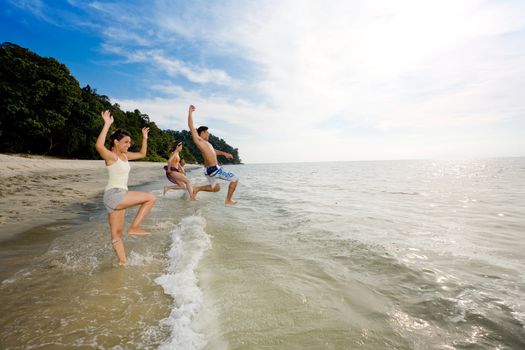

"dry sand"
[0, 154, 180, 241]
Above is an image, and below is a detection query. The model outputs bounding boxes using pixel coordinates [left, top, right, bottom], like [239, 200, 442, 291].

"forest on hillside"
[0, 42, 241, 164]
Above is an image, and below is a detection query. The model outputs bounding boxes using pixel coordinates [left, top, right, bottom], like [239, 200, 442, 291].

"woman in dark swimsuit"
[163, 141, 196, 200]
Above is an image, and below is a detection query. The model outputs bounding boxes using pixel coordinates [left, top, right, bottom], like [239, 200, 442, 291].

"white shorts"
[103, 188, 127, 213]
[204, 165, 238, 188]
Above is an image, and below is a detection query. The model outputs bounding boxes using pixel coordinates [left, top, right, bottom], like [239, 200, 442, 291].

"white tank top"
[105, 156, 130, 191]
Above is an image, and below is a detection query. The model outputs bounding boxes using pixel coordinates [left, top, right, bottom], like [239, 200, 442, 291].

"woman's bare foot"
[128, 227, 151, 236]
[225, 199, 238, 205]
[112, 238, 127, 264]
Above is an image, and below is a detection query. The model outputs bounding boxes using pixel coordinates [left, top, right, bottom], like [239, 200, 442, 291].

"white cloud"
[102, 27, 151, 46]
[213, 0, 525, 127]
[9, 0, 61, 26]
[114, 85, 278, 134]
[148, 52, 234, 85]
[10, 0, 525, 161]
[19, 0, 521, 162]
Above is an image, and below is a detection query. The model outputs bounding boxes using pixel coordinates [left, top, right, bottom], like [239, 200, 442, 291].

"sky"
[1, 0, 525, 163]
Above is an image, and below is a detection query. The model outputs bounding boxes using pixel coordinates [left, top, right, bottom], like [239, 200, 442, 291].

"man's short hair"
[197, 126, 208, 135]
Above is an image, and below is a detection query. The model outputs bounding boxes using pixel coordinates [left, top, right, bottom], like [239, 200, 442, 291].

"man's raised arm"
[187, 105, 199, 141]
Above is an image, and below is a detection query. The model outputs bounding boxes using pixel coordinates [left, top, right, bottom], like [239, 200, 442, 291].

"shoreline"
[0, 154, 199, 242]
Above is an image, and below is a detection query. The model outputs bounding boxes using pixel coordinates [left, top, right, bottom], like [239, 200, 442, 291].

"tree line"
[0, 42, 241, 164]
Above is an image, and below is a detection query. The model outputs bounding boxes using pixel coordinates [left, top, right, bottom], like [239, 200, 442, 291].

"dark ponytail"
[170, 140, 183, 152]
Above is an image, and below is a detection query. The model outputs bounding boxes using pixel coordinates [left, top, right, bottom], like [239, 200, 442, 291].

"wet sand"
[0, 154, 196, 242]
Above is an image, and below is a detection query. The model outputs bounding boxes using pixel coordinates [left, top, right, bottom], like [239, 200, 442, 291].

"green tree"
[0, 42, 241, 163]
[0, 42, 82, 154]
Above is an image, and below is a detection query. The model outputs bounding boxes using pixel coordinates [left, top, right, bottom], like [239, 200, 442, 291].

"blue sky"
[2, 0, 525, 163]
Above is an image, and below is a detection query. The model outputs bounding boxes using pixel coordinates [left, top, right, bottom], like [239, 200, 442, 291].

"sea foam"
[155, 215, 211, 350]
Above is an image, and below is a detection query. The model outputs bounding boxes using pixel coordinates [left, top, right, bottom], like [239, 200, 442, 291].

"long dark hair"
[109, 129, 131, 150]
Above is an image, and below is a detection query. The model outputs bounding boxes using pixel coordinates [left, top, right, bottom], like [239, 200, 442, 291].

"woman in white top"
[95, 110, 156, 265]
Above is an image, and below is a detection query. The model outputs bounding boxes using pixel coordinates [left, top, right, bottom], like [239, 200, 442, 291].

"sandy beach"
[0, 154, 189, 241]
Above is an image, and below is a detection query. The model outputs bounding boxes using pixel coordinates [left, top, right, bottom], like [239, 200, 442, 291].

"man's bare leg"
[225, 181, 238, 205]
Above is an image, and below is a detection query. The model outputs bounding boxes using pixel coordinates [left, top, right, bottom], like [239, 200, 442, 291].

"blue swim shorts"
[204, 165, 238, 187]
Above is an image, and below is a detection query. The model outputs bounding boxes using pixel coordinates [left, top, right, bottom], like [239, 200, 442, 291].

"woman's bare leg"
[171, 172, 196, 200]
[108, 209, 127, 265]
[115, 191, 156, 236]
[164, 184, 183, 195]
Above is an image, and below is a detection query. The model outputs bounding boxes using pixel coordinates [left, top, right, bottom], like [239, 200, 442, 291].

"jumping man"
[187, 105, 239, 205]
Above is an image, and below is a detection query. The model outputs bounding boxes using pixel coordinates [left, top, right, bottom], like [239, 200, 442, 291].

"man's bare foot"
[225, 199, 238, 205]
[128, 227, 151, 236]
[118, 261, 127, 266]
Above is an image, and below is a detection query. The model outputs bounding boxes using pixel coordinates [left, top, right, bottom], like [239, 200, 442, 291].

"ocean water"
[1, 159, 524, 349]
